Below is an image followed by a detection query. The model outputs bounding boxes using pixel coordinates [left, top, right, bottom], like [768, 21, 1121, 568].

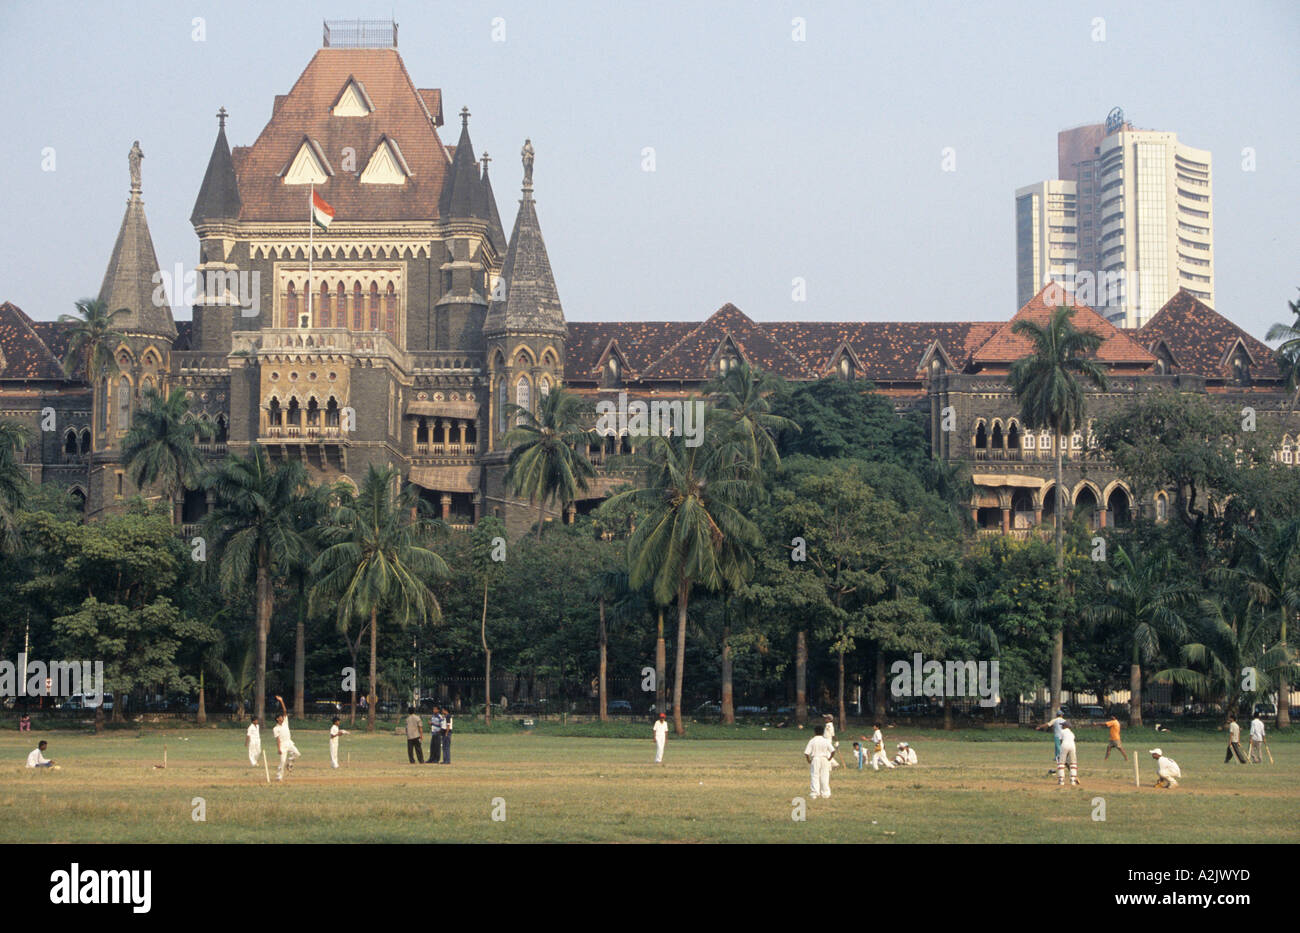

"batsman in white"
[329, 716, 350, 769]
[272, 695, 300, 781]
[653, 713, 668, 763]
[864, 725, 895, 770]
[1057, 723, 1080, 786]
[245, 715, 262, 766]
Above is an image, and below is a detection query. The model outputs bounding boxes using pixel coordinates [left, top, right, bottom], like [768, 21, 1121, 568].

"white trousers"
[277, 742, 300, 780]
[248, 742, 261, 767]
[329, 737, 340, 768]
[654, 735, 665, 763]
[871, 750, 895, 770]
[809, 757, 831, 798]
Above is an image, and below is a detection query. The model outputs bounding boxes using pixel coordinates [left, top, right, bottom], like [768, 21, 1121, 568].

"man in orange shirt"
[1103, 714, 1128, 761]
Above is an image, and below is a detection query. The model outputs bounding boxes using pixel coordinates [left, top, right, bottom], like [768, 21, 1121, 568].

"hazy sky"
[1, 0, 1296, 341]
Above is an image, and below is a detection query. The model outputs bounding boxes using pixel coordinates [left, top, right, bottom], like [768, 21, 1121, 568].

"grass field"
[3, 725, 1296, 843]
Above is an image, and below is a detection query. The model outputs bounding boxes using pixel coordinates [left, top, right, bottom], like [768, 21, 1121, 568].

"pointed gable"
[1138, 289, 1282, 381]
[280, 137, 333, 185]
[191, 113, 242, 224]
[99, 186, 176, 340]
[971, 284, 1154, 368]
[359, 136, 410, 185]
[639, 304, 815, 381]
[332, 77, 374, 116]
[438, 109, 483, 220]
[488, 196, 566, 336]
[0, 302, 72, 382]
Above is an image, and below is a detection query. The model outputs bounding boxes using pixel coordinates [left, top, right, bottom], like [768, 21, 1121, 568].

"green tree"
[1083, 545, 1197, 726]
[311, 466, 448, 731]
[503, 385, 598, 538]
[1265, 290, 1300, 429]
[608, 417, 762, 735]
[471, 516, 507, 722]
[1007, 304, 1108, 718]
[201, 445, 313, 725]
[0, 421, 32, 553]
[60, 298, 129, 448]
[122, 386, 213, 523]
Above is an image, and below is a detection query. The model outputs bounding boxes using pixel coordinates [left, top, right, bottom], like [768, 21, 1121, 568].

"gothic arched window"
[116, 376, 131, 430]
[385, 283, 398, 341]
[369, 282, 380, 331]
[353, 282, 363, 331]
[497, 377, 508, 434]
[516, 375, 531, 418]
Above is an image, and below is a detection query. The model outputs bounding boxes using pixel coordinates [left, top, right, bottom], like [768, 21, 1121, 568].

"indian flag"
[311, 189, 335, 230]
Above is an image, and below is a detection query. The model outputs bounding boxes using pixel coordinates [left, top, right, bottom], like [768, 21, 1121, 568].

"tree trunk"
[795, 629, 808, 726]
[597, 596, 608, 722]
[346, 635, 358, 728]
[943, 697, 953, 731]
[536, 498, 545, 540]
[655, 608, 666, 717]
[368, 606, 378, 733]
[837, 641, 846, 732]
[1279, 606, 1290, 729]
[721, 624, 734, 725]
[1130, 654, 1143, 727]
[483, 578, 492, 724]
[873, 650, 888, 722]
[1051, 445, 1064, 718]
[197, 669, 207, 725]
[255, 542, 271, 726]
[672, 583, 689, 736]
[294, 594, 306, 719]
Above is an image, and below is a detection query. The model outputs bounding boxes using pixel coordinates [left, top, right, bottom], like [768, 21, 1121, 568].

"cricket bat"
[263, 749, 270, 784]
[1265, 740, 1274, 765]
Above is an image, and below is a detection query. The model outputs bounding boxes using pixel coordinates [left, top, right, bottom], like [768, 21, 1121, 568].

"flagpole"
[307, 184, 314, 329]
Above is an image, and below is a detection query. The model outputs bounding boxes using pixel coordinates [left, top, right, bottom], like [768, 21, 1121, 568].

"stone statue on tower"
[521, 138, 534, 187]
[129, 140, 144, 193]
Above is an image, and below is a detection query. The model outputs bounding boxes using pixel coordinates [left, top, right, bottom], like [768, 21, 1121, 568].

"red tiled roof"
[636, 304, 816, 380]
[231, 48, 449, 222]
[0, 302, 71, 381]
[566, 322, 698, 379]
[1138, 289, 1282, 381]
[766, 321, 994, 380]
[972, 284, 1156, 366]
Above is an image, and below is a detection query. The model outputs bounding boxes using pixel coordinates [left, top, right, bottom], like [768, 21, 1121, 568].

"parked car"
[1079, 705, 1106, 720]
[607, 700, 633, 714]
[59, 692, 114, 712]
[735, 705, 768, 716]
[695, 701, 722, 715]
[1253, 703, 1276, 718]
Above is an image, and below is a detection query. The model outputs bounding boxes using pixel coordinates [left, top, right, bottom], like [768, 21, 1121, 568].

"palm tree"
[1265, 290, 1300, 429]
[503, 385, 598, 538]
[201, 445, 313, 725]
[311, 466, 448, 732]
[60, 298, 128, 451]
[284, 483, 332, 718]
[1213, 518, 1300, 728]
[0, 421, 32, 553]
[1083, 545, 1196, 726]
[122, 387, 214, 523]
[607, 415, 762, 735]
[1155, 596, 1300, 719]
[471, 516, 507, 723]
[1008, 304, 1108, 716]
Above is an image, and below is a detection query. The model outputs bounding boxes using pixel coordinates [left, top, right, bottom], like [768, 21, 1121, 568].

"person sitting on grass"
[26, 740, 54, 769]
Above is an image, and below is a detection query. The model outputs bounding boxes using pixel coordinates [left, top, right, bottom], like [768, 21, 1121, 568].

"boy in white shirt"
[272, 695, 300, 781]
[804, 724, 834, 799]
[26, 740, 54, 768]
[328, 716, 349, 769]
[1057, 723, 1080, 786]
[894, 742, 918, 766]
[1150, 748, 1181, 788]
[245, 716, 262, 766]
[652, 713, 668, 763]
[1249, 715, 1266, 763]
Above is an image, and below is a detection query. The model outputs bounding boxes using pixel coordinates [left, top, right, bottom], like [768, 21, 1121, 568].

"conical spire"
[191, 107, 242, 224]
[439, 106, 483, 220]
[99, 141, 176, 339]
[478, 151, 507, 252]
[486, 141, 566, 337]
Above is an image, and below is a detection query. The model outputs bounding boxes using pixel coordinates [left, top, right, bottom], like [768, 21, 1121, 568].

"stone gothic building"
[0, 36, 1293, 536]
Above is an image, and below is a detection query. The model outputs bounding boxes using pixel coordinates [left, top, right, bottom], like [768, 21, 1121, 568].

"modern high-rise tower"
[1017, 110, 1214, 328]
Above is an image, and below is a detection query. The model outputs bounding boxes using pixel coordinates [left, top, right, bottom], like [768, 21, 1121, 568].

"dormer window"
[839, 357, 853, 380]
[1232, 355, 1251, 385]
[359, 137, 411, 185]
[332, 78, 374, 117]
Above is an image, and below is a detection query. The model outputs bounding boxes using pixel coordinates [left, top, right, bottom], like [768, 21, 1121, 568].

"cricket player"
[653, 713, 668, 763]
[894, 742, 918, 766]
[822, 713, 835, 744]
[328, 716, 349, 769]
[272, 695, 300, 781]
[852, 741, 866, 770]
[1103, 714, 1127, 761]
[1248, 714, 1265, 763]
[25, 740, 53, 768]
[245, 715, 262, 766]
[1036, 710, 1068, 775]
[1150, 748, 1180, 788]
[804, 724, 834, 799]
[1224, 715, 1246, 764]
[1057, 723, 1080, 786]
[864, 725, 895, 770]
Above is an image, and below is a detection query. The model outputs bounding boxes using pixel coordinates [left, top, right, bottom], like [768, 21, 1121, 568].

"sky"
[1, 0, 1296, 341]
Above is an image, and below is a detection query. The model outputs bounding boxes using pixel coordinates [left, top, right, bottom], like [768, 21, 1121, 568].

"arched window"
[516, 375, 531, 418]
[116, 376, 131, 429]
[319, 283, 331, 328]
[539, 375, 551, 399]
[839, 356, 853, 380]
[973, 421, 988, 451]
[286, 282, 298, 327]
[325, 397, 340, 429]
[1155, 494, 1168, 521]
[353, 282, 363, 331]
[497, 377, 508, 434]
[416, 418, 429, 444]
[99, 377, 109, 433]
[286, 398, 300, 428]
[337, 283, 347, 329]
[215, 415, 227, 444]
[79, 429, 91, 455]
[63, 431, 77, 457]
[268, 398, 282, 428]
[306, 398, 320, 428]
[385, 282, 398, 341]
[369, 282, 380, 331]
